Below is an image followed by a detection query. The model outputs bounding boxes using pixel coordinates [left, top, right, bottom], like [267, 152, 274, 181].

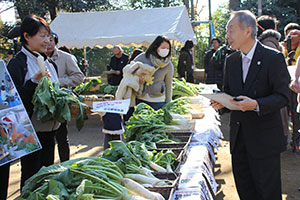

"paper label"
[92, 99, 130, 114]
[171, 188, 205, 200]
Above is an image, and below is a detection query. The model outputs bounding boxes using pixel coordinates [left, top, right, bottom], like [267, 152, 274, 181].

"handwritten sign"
[92, 99, 130, 114]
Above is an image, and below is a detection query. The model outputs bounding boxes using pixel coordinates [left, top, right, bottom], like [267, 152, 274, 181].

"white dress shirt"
[241, 40, 258, 83]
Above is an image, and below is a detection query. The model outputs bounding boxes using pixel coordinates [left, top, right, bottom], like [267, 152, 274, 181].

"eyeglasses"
[114, 51, 121, 56]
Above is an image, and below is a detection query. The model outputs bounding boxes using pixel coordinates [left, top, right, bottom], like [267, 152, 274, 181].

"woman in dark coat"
[177, 40, 194, 83]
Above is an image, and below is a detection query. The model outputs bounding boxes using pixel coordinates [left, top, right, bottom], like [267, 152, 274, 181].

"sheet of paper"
[199, 92, 240, 110]
[92, 99, 130, 114]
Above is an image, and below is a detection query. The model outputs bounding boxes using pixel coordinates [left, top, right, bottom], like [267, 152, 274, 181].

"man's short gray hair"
[230, 10, 257, 39]
[113, 45, 122, 52]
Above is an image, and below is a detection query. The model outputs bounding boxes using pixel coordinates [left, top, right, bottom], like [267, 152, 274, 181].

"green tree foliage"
[212, 4, 231, 44]
[240, 0, 300, 38]
[5, 0, 113, 20]
[126, 0, 182, 9]
[0, 20, 15, 62]
[191, 3, 230, 69]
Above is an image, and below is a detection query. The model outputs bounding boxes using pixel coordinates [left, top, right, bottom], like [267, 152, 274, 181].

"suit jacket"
[224, 42, 290, 158]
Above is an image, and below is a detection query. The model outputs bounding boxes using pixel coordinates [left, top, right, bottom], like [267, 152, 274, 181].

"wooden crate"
[146, 172, 179, 200]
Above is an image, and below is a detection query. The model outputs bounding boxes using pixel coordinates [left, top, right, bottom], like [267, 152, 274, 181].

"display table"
[172, 100, 223, 200]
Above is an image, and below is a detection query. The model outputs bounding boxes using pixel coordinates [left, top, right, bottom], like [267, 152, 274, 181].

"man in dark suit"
[212, 10, 290, 200]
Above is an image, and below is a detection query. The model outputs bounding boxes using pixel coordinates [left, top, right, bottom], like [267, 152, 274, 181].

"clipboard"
[199, 92, 240, 110]
[104, 70, 118, 75]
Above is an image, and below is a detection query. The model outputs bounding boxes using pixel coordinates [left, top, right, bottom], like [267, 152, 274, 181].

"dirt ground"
[6, 113, 300, 200]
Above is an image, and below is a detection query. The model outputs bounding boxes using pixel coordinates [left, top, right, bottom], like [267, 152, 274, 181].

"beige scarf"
[150, 54, 171, 69]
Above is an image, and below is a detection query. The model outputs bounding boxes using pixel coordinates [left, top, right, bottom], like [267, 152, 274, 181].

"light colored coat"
[50, 48, 84, 88]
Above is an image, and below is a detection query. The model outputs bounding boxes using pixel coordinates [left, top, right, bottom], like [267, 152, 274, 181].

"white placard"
[92, 99, 130, 114]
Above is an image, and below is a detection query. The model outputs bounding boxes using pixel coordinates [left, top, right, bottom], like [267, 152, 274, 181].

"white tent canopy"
[50, 6, 196, 48]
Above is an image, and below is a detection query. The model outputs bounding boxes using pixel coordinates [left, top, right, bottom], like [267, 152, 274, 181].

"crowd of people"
[1, 8, 300, 200]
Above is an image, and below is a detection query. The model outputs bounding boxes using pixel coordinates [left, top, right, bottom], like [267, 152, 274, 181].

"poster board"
[0, 60, 41, 166]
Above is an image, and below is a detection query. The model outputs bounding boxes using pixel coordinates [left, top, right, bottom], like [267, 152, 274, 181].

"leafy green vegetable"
[21, 157, 134, 200]
[102, 141, 141, 167]
[152, 150, 177, 173]
[32, 77, 86, 131]
[172, 78, 203, 99]
[163, 97, 191, 114]
[124, 103, 171, 142]
[74, 79, 102, 94]
[74, 79, 118, 95]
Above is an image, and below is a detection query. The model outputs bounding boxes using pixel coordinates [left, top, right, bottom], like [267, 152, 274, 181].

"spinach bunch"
[74, 79, 101, 94]
[163, 97, 191, 115]
[124, 103, 170, 142]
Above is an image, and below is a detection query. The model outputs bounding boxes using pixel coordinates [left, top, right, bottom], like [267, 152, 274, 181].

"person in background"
[134, 35, 174, 110]
[102, 46, 129, 148]
[283, 23, 300, 66]
[204, 37, 222, 89]
[177, 40, 194, 83]
[210, 41, 235, 91]
[5, 14, 60, 195]
[7, 49, 14, 60]
[129, 49, 143, 63]
[81, 59, 89, 77]
[46, 32, 84, 162]
[283, 23, 300, 152]
[107, 45, 129, 86]
[58, 45, 71, 54]
[256, 15, 290, 148]
[212, 10, 290, 199]
[257, 15, 282, 51]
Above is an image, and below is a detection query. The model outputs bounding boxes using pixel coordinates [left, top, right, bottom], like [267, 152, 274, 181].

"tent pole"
[83, 47, 87, 60]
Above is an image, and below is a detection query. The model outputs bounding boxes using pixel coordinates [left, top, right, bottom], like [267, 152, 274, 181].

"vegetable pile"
[21, 155, 170, 200]
[74, 79, 118, 95]
[172, 78, 204, 99]
[32, 77, 86, 131]
[124, 103, 176, 147]
[102, 140, 177, 174]
[124, 102, 193, 148]
[163, 97, 191, 115]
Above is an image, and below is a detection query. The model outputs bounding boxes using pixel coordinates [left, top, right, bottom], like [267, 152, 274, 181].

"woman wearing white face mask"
[133, 36, 174, 110]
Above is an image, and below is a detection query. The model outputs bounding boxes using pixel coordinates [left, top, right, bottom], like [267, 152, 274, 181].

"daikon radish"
[125, 174, 167, 186]
[33, 51, 46, 75]
[149, 161, 167, 173]
[121, 178, 165, 200]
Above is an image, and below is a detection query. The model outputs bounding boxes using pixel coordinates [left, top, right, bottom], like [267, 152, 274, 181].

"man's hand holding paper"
[210, 100, 224, 110]
[229, 95, 258, 112]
